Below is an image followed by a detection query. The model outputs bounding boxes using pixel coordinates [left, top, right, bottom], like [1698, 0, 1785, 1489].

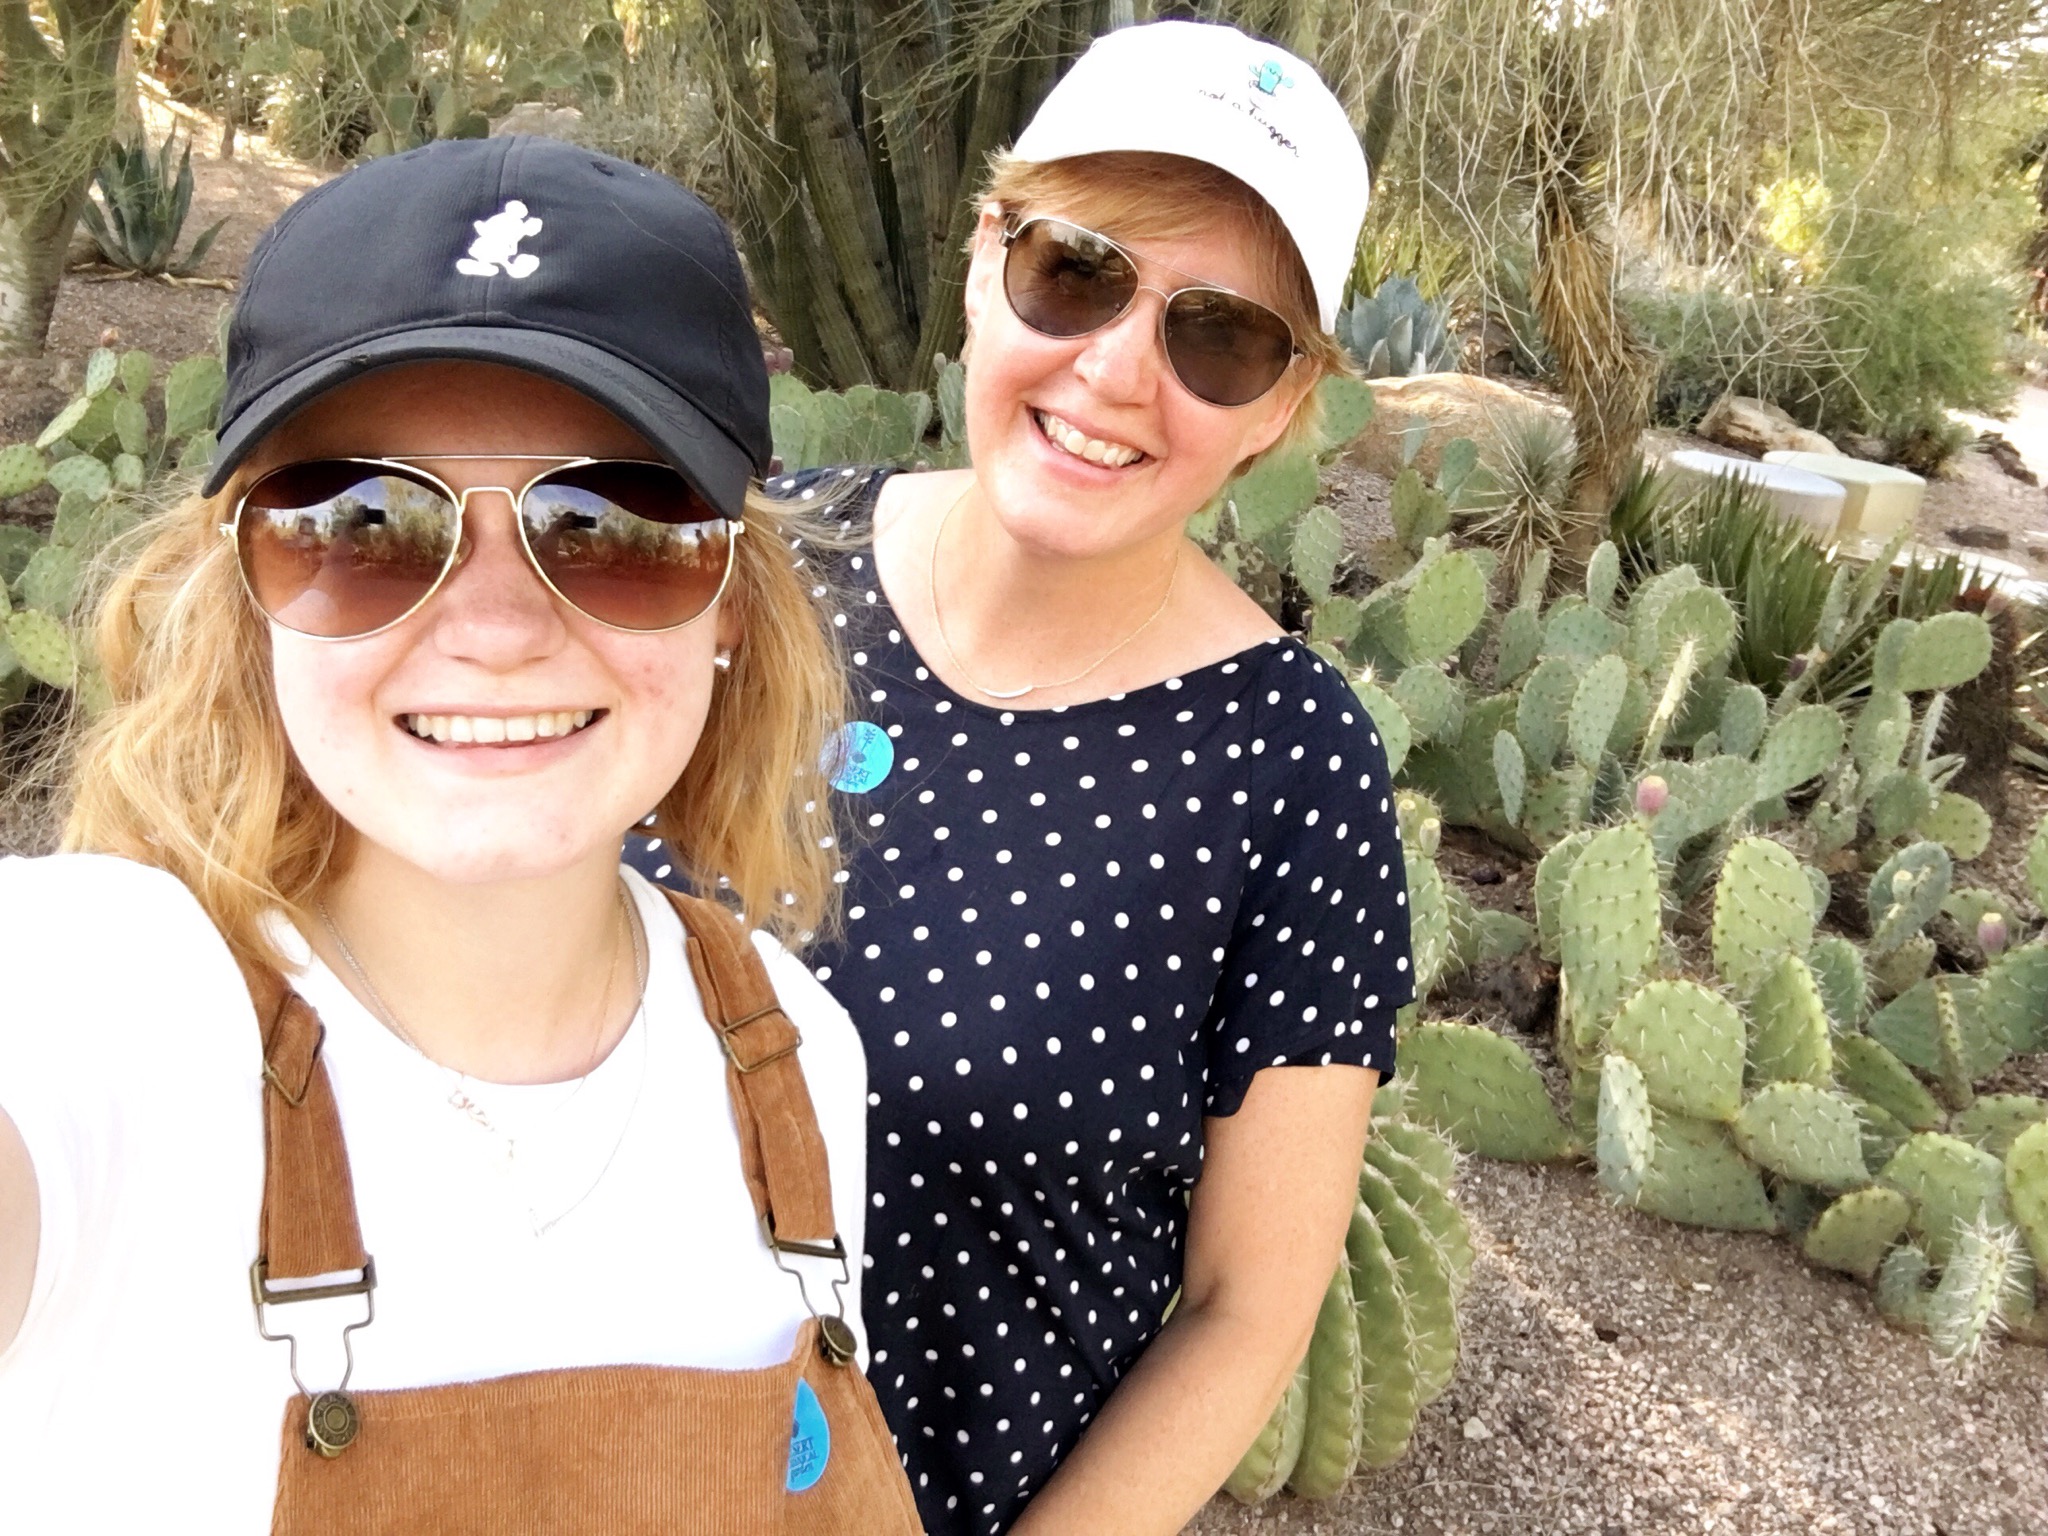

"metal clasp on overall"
[250, 1256, 378, 1457]
[762, 1218, 858, 1366]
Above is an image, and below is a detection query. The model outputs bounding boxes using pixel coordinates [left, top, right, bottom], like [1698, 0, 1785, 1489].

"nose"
[426, 488, 570, 668]
[1070, 287, 1169, 404]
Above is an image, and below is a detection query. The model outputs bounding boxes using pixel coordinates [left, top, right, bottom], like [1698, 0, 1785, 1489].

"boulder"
[1698, 393, 1840, 457]
[490, 104, 586, 140]
[1343, 373, 1572, 482]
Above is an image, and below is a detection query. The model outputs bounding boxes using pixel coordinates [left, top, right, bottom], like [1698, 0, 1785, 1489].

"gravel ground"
[1190, 1157, 2048, 1536]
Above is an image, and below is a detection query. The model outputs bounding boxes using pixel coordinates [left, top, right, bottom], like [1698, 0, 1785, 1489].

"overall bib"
[243, 892, 924, 1534]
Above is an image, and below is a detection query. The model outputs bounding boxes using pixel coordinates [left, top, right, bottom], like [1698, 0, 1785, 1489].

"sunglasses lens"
[1003, 219, 1139, 339]
[1163, 288, 1296, 407]
[238, 462, 458, 638]
[521, 461, 734, 631]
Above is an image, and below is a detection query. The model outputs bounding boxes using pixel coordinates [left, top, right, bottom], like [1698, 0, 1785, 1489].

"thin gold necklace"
[927, 482, 1181, 702]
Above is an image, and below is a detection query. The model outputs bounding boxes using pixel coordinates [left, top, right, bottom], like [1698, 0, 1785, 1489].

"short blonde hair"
[60, 479, 845, 972]
[979, 150, 1351, 451]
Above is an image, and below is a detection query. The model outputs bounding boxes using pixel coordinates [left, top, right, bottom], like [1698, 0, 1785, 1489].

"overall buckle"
[249, 1257, 377, 1456]
[761, 1217, 857, 1366]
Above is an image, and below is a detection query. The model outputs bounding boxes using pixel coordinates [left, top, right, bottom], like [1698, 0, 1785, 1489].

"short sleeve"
[1201, 647, 1413, 1116]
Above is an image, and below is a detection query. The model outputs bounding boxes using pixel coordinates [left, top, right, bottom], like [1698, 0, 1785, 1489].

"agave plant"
[1336, 276, 1462, 379]
[78, 130, 228, 279]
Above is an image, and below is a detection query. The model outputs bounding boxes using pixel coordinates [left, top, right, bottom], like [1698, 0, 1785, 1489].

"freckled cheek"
[611, 645, 718, 784]
[270, 645, 397, 795]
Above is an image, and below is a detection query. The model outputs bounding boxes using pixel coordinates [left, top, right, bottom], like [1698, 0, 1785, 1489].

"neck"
[929, 475, 1184, 697]
[308, 844, 638, 1085]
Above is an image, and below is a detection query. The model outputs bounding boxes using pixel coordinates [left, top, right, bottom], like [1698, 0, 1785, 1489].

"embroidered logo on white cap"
[1248, 59, 1296, 97]
[455, 200, 543, 279]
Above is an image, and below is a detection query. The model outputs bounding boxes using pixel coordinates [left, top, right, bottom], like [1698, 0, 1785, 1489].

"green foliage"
[78, 128, 226, 278]
[1335, 276, 1461, 378]
[768, 372, 941, 473]
[1399, 1021, 1573, 1161]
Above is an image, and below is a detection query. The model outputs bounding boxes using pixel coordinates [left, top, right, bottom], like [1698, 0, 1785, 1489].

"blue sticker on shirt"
[786, 1378, 830, 1492]
[827, 720, 893, 795]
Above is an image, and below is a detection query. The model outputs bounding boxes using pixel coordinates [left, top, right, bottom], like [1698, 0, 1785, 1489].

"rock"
[1842, 433, 1890, 461]
[1946, 524, 2010, 550]
[1463, 1416, 1494, 1441]
[1698, 393, 1841, 457]
[1977, 431, 2037, 486]
[490, 103, 586, 140]
[1344, 373, 1572, 482]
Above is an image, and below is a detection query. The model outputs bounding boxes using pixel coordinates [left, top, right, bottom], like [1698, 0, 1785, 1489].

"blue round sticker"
[827, 720, 894, 795]
[786, 1378, 831, 1493]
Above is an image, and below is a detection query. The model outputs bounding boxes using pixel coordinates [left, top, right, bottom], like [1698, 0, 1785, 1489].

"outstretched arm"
[0, 1105, 37, 1354]
[1004, 1064, 1376, 1536]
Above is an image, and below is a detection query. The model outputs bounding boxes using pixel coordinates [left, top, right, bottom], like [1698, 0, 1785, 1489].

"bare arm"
[0, 1105, 37, 1354]
[1006, 1064, 1376, 1536]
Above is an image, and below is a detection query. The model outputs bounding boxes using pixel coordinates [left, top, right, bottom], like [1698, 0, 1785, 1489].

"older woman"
[637, 20, 1412, 1535]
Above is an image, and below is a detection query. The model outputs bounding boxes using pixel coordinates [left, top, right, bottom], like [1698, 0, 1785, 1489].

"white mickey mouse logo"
[455, 200, 543, 279]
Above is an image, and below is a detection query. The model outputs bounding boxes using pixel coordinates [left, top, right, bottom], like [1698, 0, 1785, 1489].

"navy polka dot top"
[627, 466, 1412, 1535]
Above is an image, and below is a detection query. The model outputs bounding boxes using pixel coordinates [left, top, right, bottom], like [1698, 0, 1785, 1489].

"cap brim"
[201, 327, 756, 517]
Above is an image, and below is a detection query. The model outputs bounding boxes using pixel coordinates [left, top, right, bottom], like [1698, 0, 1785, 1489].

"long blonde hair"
[61, 478, 846, 972]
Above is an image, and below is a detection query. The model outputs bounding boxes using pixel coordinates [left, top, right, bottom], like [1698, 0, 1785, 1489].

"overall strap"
[242, 962, 372, 1287]
[666, 892, 839, 1253]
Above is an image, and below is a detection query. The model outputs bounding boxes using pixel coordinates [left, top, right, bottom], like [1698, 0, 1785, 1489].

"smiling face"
[959, 180, 1318, 563]
[253, 360, 734, 885]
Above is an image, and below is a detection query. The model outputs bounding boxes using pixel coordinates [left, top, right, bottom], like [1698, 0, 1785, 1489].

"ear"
[960, 203, 1008, 340]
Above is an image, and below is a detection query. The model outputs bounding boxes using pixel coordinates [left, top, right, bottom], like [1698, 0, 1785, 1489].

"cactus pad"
[1867, 841, 1952, 955]
[1717, 685, 1768, 760]
[1866, 978, 2001, 1081]
[1516, 656, 1578, 771]
[1559, 823, 1662, 1037]
[1534, 829, 1594, 961]
[1651, 755, 1758, 859]
[1494, 604, 1540, 686]
[1868, 770, 1937, 845]
[19, 544, 81, 618]
[1876, 1242, 1934, 1332]
[44, 452, 110, 503]
[2007, 1120, 2048, 1275]
[1916, 792, 1992, 862]
[0, 443, 46, 498]
[1748, 954, 1833, 1086]
[1541, 599, 1625, 667]
[1607, 980, 1744, 1121]
[1224, 1365, 1307, 1502]
[1628, 1111, 1778, 1232]
[1927, 1219, 2031, 1365]
[2028, 815, 2048, 914]
[1399, 1023, 1573, 1162]
[1895, 610, 1993, 694]
[1870, 934, 1936, 999]
[1596, 1052, 1656, 1200]
[1882, 1133, 2010, 1266]
[1802, 1186, 1911, 1280]
[1656, 585, 1738, 669]
[1734, 1083, 1869, 1189]
[1493, 730, 1526, 826]
[1404, 849, 1454, 997]
[1711, 837, 1814, 994]
[1346, 1201, 1421, 1468]
[4, 608, 75, 687]
[1977, 943, 2048, 1056]
[1349, 676, 1411, 778]
[1290, 505, 1345, 603]
[1390, 663, 1463, 745]
[1805, 935, 1867, 1030]
[1568, 654, 1629, 766]
[1753, 704, 1845, 801]
[1584, 539, 1620, 610]
[1836, 1034, 1945, 1132]
[1284, 1259, 1363, 1498]
[1404, 551, 1486, 664]
[1951, 1095, 2048, 1160]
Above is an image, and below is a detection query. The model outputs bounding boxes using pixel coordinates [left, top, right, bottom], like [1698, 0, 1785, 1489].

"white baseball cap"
[1008, 20, 1369, 333]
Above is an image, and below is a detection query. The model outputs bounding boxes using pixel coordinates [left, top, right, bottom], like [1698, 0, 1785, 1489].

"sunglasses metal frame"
[998, 215, 1303, 408]
[220, 454, 746, 641]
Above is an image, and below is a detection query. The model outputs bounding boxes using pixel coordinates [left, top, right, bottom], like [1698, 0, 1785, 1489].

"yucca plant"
[78, 130, 228, 279]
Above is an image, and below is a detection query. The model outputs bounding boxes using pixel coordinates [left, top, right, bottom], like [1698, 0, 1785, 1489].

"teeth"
[1036, 411, 1143, 469]
[403, 710, 595, 744]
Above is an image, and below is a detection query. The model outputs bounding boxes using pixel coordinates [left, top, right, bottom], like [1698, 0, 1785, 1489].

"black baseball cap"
[203, 135, 771, 519]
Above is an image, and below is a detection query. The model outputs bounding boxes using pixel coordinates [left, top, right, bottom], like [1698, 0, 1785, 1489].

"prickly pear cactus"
[1711, 838, 1814, 995]
[1558, 823, 1661, 1040]
[1399, 1022, 1573, 1162]
[1606, 979, 1744, 1123]
[1747, 954, 1833, 1087]
[1753, 704, 1845, 801]
[1732, 1082, 1869, 1190]
[1882, 1133, 2010, 1266]
[1867, 842, 1953, 955]
[2007, 1120, 2048, 1275]
[1803, 1185, 1912, 1280]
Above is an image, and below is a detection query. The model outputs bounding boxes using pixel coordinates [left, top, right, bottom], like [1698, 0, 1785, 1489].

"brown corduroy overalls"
[242, 891, 924, 1534]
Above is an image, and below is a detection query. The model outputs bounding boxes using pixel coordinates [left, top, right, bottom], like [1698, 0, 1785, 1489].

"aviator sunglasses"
[1000, 216, 1303, 408]
[224, 456, 741, 640]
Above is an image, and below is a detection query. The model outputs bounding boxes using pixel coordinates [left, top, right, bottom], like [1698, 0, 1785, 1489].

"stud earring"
[714, 649, 733, 671]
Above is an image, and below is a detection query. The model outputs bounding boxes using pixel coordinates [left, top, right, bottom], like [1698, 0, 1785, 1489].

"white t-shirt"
[0, 854, 867, 1533]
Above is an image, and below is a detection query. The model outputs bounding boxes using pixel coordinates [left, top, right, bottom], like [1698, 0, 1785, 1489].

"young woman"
[632, 21, 1413, 1536]
[0, 137, 921, 1533]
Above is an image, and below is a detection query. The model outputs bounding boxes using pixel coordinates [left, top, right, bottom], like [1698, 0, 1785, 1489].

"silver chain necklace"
[928, 483, 1181, 702]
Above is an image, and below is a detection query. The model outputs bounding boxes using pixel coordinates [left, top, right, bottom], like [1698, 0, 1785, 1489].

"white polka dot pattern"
[624, 466, 1412, 1535]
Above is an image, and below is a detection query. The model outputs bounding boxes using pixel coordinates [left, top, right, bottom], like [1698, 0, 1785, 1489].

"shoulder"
[0, 853, 242, 990]
[751, 932, 866, 1096]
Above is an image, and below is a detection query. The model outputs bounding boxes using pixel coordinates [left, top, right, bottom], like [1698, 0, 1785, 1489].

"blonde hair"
[978, 150, 1352, 452]
[60, 479, 846, 972]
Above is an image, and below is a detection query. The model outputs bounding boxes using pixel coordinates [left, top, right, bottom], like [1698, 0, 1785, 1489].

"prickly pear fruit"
[1607, 979, 1744, 1122]
[1802, 1185, 1911, 1280]
[2007, 1120, 2048, 1275]
[1882, 1133, 2010, 1266]
[1977, 911, 2008, 957]
[1835, 1035, 1946, 1132]
[1711, 837, 1814, 995]
[1596, 1052, 1656, 1201]
[1806, 935, 1867, 1030]
[1224, 1363, 1307, 1503]
[1733, 1082, 1869, 1190]
[1558, 822, 1662, 1039]
[1628, 1112, 1778, 1233]
[1399, 1023, 1573, 1162]
[1357, 1162, 1458, 1403]
[1284, 1260, 1362, 1498]
[1346, 1202, 1421, 1468]
[1635, 774, 1668, 817]
[1753, 704, 1845, 801]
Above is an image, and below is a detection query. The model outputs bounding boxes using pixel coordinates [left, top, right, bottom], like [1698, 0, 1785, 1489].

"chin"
[369, 815, 615, 887]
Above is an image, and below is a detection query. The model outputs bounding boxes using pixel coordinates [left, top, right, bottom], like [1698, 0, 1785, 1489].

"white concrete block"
[1763, 451, 1925, 551]
[1661, 448, 1847, 542]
